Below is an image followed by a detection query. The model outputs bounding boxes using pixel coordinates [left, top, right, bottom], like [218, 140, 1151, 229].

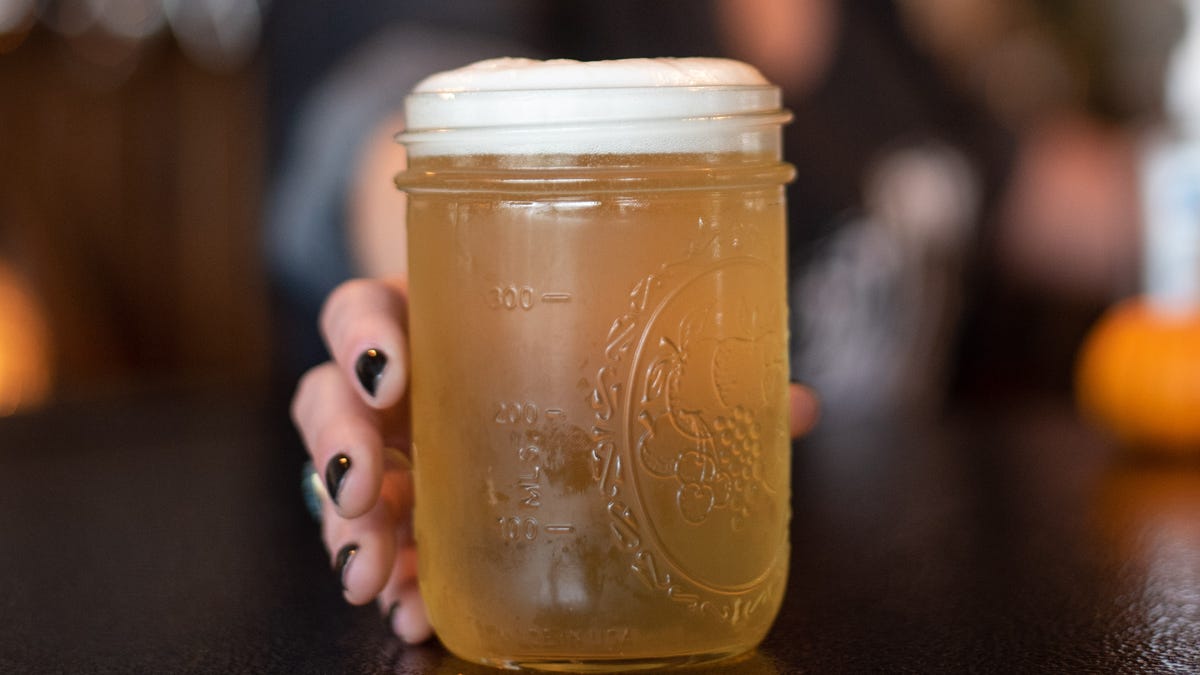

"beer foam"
[412, 57, 767, 94]
[401, 57, 784, 155]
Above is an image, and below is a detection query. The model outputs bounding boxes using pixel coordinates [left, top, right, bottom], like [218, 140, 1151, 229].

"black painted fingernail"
[355, 348, 387, 397]
[324, 454, 351, 506]
[333, 543, 358, 589]
[386, 600, 401, 625]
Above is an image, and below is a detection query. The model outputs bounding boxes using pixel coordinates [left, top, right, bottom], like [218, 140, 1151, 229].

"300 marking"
[488, 285, 535, 310]
[487, 285, 573, 310]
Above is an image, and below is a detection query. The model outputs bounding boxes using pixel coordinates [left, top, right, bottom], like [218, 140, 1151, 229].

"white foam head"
[412, 57, 768, 94]
[400, 57, 786, 155]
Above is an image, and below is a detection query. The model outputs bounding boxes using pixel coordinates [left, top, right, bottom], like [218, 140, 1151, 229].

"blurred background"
[0, 0, 1190, 425]
[0, 0, 269, 411]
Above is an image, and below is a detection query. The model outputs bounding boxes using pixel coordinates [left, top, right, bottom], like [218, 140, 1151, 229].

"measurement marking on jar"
[488, 285, 535, 310]
[495, 401, 539, 425]
[487, 287, 572, 309]
[497, 519, 575, 540]
[499, 516, 539, 541]
[545, 408, 565, 418]
[518, 465, 542, 508]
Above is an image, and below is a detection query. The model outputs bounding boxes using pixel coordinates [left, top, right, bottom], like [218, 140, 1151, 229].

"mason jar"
[394, 58, 794, 671]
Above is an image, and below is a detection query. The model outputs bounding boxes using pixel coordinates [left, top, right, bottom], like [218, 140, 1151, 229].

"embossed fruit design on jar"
[395, 57, 794, 671]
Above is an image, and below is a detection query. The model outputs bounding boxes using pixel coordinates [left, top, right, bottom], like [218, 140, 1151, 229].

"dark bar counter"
[2, 386, 1198, 673]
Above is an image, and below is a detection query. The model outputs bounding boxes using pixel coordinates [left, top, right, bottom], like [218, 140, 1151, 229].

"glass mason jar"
[395, 66, 794, 671]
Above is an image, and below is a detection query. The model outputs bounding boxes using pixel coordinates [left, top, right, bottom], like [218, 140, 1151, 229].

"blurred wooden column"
[0, 29, 268, 397]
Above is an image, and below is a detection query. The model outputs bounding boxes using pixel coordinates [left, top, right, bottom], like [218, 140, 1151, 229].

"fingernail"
[333, 543, 358, 589]
[324, 454, 351, 506]
[386, 600, 401, 625]
[355, 348, 387, 397]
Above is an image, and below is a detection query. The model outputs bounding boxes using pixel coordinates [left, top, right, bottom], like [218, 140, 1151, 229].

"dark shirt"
[263, 1, 1014, 418]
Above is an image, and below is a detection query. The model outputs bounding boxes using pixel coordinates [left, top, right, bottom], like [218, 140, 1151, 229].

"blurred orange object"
[1077, 299, 1200, 453]
[0, 261, 52, 416]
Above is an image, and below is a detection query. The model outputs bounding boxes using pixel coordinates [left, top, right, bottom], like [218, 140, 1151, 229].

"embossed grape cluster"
[674, 405, 763, 526]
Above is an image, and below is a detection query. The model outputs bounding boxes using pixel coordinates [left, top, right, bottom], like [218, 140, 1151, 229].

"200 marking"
[495, 401, 539, 425]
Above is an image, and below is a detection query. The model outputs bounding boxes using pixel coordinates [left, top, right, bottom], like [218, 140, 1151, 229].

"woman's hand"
[291, 276, 820, 642]
[291, 277, 430, 642]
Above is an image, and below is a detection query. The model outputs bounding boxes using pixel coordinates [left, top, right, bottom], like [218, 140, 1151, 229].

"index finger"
[319, 277, 410, 409]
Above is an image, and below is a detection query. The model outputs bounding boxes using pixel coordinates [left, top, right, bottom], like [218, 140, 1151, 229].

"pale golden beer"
[396, 59, 793, 670]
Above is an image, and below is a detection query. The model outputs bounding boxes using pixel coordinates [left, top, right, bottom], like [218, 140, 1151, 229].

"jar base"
[467, 646, 755, 672]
